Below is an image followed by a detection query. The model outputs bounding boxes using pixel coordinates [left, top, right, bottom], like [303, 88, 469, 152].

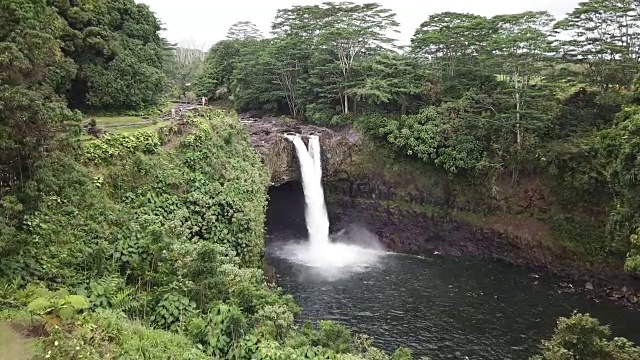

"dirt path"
[0, 323, 35, 360]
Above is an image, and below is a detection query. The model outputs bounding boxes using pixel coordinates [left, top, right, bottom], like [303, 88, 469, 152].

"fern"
[57, 306, 76, 321]
[65, 295, 89, 310]
[27, 297, 53, 314]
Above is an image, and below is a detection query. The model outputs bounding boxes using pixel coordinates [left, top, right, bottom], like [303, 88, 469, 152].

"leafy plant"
[26, 289, 89, 329]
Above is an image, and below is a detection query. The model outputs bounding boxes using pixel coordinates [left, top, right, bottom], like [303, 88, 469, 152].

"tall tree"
[268, 37, 310, 118]
[410, 12, 496, 101]
[411, 12, 493, 75]
[554, 0, 640, 90]
[0, 0, 79, 188]
[56, 0, 169, 109]
[488, 11, 557, 150]
[350, 52, 426, 115]
[231, 39, 282, 111]
[227, 21, 264, 40]
[196, 39, 253, 100]
[273, 2, 399, 114]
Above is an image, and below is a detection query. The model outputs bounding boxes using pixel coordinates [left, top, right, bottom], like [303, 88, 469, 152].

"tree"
[488, 11, 557, 150]
[532, 313, 640, 359]
[350, 52, 426, 115]
[554, 0, 640, 90]
[0, 0, 79, 189]
[196, 39, 255, 100]
[56, 0, 169, 110]
[267, 37, 309, 118]
[411, 12, 495, 99]
[227, 21, 264, 40]
[231, 39, 282, 112]
[273, 2, 399, 114]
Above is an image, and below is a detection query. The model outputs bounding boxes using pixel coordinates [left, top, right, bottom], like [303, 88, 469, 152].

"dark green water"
[266, 249, 640, 359]
[266, 182, 640, 359]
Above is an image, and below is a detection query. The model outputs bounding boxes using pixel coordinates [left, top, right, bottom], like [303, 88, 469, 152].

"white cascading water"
[281, 133, 385, 275]
[288, 135, 330, 249]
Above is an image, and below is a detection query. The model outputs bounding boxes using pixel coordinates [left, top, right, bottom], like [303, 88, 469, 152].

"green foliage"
[227, 21, 264, 40]
[360, 100, 489, 175]
[151, 291, 197, 331]
[314, 321, 353, 354]
[0, 0, 82, 188]
[1, 0, 172, 191]
[84, 276, 140, 313]
[196, 39, 255, 100]
[199, 2, 405, 118]
[546, 106, 640, 269]
[548, 214, 609, 263]
[59, 0, 169, 109]
[554, 0, 639, 90]
[25, 288, 89, 329]
[83, 131, 161, 163]
[38, 310, 209, 360]
[392, 347, 414, 360]
[531, 313, 640, 360]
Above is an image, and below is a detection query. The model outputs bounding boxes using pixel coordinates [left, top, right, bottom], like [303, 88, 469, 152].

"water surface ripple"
[266, 246, 640, 359]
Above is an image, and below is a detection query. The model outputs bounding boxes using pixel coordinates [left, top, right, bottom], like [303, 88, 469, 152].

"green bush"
[532, 313, 640, 360]
[83, 131, 162, 163]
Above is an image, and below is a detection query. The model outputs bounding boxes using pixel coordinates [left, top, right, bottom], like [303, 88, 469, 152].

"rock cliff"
[240, 113, 360, 185]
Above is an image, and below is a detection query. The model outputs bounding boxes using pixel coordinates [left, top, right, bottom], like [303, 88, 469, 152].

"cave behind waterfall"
[266, 180, 307, 240]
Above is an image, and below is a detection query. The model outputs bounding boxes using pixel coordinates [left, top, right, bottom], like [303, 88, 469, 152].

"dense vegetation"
[0, 0, 174, 198]
[2, 0, 640, 358]
[195, 0, 640, 274]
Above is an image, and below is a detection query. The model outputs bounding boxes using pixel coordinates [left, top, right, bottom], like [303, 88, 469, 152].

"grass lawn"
[92, 116, 149, 126]
[110, 120, 171, 134]
[80, 115, 170, 138]
[79, 119, 173, 144]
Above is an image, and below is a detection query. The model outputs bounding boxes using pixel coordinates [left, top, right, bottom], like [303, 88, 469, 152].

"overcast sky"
[137, 0, 581, 50]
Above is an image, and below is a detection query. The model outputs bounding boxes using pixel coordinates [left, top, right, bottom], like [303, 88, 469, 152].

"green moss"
[548, 213, 611, 265]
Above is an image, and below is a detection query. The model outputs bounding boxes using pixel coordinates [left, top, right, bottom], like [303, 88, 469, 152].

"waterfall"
[278, 133, 384, 275]
[287, 135, 330, 249]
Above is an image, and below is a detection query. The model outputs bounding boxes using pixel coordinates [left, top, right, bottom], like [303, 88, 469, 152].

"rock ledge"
[240, 113, 360, 186]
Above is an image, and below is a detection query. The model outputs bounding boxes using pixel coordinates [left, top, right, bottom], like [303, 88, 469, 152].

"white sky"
[137, 0, 581, 50]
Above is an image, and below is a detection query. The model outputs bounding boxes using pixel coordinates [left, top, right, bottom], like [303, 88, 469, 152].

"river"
[265, 182, 640, 359]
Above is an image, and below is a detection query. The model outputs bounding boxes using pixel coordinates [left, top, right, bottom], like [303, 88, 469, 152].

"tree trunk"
[344, 94, 349, 114]
[514, 72, 521, 150]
